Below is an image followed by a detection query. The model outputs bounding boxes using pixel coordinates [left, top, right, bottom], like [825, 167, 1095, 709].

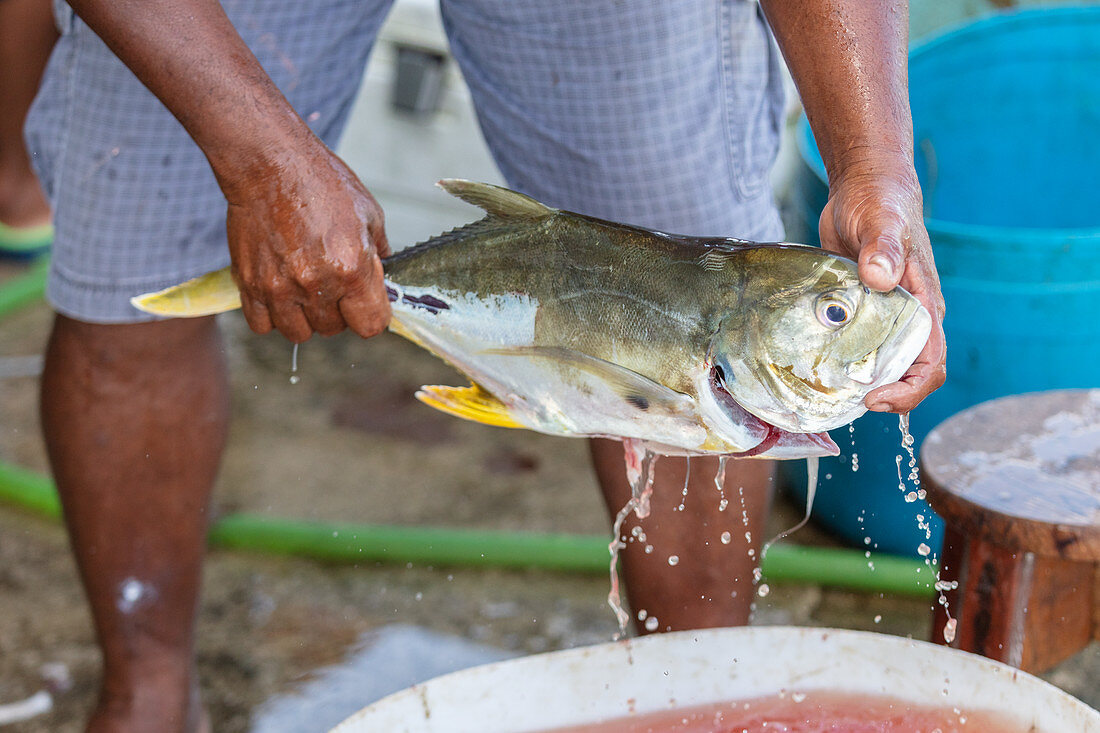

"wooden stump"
[921, 389, 1100, 673]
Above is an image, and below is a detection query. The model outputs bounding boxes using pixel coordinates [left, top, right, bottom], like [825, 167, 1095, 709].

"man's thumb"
[858, 232, 905, 291]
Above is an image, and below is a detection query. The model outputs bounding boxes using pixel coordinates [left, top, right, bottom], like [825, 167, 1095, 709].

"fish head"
[707, 246, 932, 436]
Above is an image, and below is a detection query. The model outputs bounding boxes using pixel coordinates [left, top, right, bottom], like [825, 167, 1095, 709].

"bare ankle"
[88, 668, 207, 733]
[0, 165, 51, 228]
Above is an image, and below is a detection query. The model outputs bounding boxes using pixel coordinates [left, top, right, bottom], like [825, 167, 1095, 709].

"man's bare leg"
[41, 315, 228, 733]
[590, 438, 775, 632]
[0, 0, 56, 228]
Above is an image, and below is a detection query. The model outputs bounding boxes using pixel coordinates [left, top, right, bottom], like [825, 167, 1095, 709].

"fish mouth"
[709, 366, 839, 457]
[868, 297, 933, 389]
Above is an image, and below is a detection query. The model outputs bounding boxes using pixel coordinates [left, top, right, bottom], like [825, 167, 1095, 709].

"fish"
[132, 179, 932, 460]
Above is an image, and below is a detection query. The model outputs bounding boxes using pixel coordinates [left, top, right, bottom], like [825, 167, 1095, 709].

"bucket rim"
[333, 625, 1100, 732]
[796, 120, 1100, 242]
[795, 4, 1100, 242]
[909, 4, 1100, 65]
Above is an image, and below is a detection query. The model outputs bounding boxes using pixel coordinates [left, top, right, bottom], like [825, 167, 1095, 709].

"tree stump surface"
[921, 389, 1100, 671]
[921, 388, 1100, 561]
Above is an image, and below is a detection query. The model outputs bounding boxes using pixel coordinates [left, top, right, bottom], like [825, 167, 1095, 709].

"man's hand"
[65, 0, 392, 343]
[819, 159, 946, 414]
[758, 0, 946, 414]
[221, 139, 391, 343]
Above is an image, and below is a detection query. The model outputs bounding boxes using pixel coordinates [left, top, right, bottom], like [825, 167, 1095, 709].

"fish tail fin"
[415, 383, 527, 429]
[437, 179, 555, 220]
[130, 267, 241, 317]
[387, 316, 428, 350]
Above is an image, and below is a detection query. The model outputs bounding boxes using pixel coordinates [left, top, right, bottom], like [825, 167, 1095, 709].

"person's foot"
[86, 670, 210, 733]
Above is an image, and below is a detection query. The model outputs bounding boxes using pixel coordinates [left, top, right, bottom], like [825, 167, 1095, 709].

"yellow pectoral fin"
[415, 384, 526, 429]
[130, 267, 241, 317]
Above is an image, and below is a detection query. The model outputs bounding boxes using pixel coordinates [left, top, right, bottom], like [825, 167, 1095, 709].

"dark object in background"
[392, 45, 447, 116]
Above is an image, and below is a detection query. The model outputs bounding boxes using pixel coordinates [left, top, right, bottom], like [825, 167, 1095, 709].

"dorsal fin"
[437, 179, 555, 220]
[697, 239, 754, 271]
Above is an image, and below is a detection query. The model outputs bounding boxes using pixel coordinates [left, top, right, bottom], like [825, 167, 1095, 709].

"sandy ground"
[0, 260, 1096, 732]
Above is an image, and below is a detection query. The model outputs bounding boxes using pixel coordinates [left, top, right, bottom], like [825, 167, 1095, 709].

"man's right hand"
[67, 0, 392, 343]
[220, 136, 392, 343]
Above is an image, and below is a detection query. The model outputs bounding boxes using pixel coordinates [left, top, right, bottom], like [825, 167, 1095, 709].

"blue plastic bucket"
[783, 7, 1100, 556]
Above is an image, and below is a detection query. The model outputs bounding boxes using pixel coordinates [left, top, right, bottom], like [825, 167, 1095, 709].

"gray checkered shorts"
[26, 0, 784, 323]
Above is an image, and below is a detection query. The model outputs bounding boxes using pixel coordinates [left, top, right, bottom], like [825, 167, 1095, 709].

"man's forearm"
[759, 0, 914, 183]
[66, 0, 313, 192]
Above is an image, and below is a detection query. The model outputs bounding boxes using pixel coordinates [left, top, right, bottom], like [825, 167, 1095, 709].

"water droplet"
[917, 543, 932, 556]
[644, 544, 653, 554]
[645, 616, 659, 632]
[667, 555, 679, 566]
[289, 343, 301, 384]
[943, 618, 958, 644]
[720, 531, 732, 544]
[718, 498, 729, 511]
[637, 609, 647, 621]
[791, 692, 807, 703]
[757, 583, 770, 597]
[415, 592, 423, 601]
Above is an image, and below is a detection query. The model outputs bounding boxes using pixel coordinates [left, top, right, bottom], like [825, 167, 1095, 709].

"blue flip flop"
[0, 220, 53, 260]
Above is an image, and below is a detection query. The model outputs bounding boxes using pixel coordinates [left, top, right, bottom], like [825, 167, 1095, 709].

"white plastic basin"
[332, 626, 1099, 733]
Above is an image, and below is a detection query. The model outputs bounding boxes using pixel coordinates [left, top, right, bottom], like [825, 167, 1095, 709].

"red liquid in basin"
[539, 690, 1031, 732]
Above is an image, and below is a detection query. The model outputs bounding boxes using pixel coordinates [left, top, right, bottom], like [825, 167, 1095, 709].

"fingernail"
[867, 401, 890, 412]
[869, 254, 897, 280]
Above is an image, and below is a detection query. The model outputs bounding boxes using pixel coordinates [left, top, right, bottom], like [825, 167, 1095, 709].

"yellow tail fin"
[130, 267, 241, 317]
[415, 384, 525, 429]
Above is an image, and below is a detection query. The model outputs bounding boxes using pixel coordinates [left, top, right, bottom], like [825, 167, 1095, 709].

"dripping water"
[898, 413, 955, 643]
[676, 459, 691, 512]
[607, 438, 658, 637]
[289, 343, 301, 385]
[714, 455, 729, 511]
[763, 456, 819, 556]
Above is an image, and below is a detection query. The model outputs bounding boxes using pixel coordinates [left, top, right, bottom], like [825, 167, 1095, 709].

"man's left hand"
[819, 160, 947, 414]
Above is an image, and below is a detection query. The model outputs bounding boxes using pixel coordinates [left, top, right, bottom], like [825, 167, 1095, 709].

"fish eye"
[815, 294, 853, 328]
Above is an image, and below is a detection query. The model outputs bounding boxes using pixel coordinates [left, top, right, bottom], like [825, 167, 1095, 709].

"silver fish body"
[131, 180, 931, 459]
[383, 181, 931, 459]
